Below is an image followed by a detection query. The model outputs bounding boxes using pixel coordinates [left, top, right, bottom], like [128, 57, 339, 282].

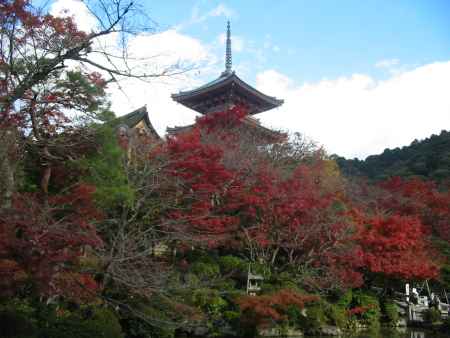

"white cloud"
[256, 62, 450, 159]
[127, 30, 212, 69]
[176, 3, 234, 30]
[263, 34, 279, 52]
[106, 30, 218, 136]
[50, 0, 97, 32]
[209, 4, 234, 18]
[375, 59, 400, 69]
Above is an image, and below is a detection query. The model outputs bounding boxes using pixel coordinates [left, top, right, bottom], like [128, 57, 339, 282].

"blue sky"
[49, 0, 450, 158]
[147, 1, 450, 82]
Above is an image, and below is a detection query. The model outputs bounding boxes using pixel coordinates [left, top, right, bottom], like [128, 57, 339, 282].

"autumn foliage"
[145, 107, 443, 289]
[236, 289, 318, 328]
[355, 214, 439, 280]
[378, 176, 450, 242]
[0, 184, 102, 298]
[0, 101, 444, 306]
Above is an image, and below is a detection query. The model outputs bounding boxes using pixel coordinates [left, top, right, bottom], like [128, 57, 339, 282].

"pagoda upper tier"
[171, 22, 283, 115]
[171, 71, 283, 115]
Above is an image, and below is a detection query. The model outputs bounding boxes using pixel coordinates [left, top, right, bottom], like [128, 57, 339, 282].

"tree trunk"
[1, 155, 15, 208]
[0, 129, 17, 209]
[41, 166, 51, 200]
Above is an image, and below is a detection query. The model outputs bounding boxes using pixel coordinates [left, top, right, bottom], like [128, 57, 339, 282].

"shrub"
[295, 299, 348, 331]
[0, 298, 42, 338]
[442, 316, 450, 330]
[223, 310, 241, 329]
[325, 303, 348, 329]
[120, 317, 153, 338]
[190, 262, 220, 280]
[441, 264, 450, 291]
[336, 289, 353, 308]
[119, 298, 181, 338]
[218, 255, 245, 273]
[42, 307, 124, 338]
[0, 307, 36, 338]
[236, 289, 317, 329]
[191, 288, 227, 316]
[144, 326, 175, 338]
[273, 271, 299, 290]
[298, 303, 326, 334]
[183, 272, 200, 286]
[350, 291, 380, 327]
[184, 250, 217, 265]
[86, 307, 124, 338]
[382, 301, 399, 325]
[224, 310, 240, 321]
[285, 304, 303, 326]
[423, 308, 441, 324]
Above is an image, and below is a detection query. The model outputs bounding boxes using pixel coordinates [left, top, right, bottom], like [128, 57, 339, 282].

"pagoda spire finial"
[225, 20, 232, 74]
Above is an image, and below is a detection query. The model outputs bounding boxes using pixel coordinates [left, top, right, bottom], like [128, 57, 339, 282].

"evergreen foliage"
[79, 124, 135, 209]
[336, 130, 450, 184]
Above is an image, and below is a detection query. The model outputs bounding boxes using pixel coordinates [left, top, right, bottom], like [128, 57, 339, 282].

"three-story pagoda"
[168, 22, 284, 139]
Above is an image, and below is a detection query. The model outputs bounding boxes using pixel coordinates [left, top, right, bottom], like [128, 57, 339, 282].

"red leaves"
[0, 259, 27, 295]
[153, 108, 443, 287]
[236, 289, 318, 327]
[162, 114, 339, 252]
[343, 176, 446, 282]
[52, 272, 99, 303]
[378, 176, 450, 242]
[0, 184, 102, 298]
[161, 126, 241, 240]
[196, 105, 248, 133]
[159, 109, 359, 286]
[167, 131, 232, 189]
[0, 0, 103, 134]
[347, 305, 373, 316]
[88, 72, 107, 89]
[355, 214, 439, 280]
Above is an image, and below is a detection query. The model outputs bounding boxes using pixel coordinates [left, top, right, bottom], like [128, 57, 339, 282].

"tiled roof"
[167, 116, 286, 141]
[115, 106, 160, 139]
[171, 72, 283, 114]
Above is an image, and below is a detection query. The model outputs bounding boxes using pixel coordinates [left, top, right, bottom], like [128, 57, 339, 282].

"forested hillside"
[335, 130, 450, 184]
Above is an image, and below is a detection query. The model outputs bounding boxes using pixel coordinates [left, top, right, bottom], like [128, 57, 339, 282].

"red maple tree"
[354, 212, 439, 280]
[378, 176, 450, 242]
[0, 184, 102, 298]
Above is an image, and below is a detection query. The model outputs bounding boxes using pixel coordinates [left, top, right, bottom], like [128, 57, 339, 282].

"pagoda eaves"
[115, 105, 160, 140]
[171, 71, 283, 115]
[167, 115, 286, 142]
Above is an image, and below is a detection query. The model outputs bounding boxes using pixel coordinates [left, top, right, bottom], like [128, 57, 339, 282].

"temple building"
[115, 105, 161, 148]
[168, 22, 284, 140]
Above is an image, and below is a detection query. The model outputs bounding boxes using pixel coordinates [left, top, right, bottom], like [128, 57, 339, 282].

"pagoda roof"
[167, 115, 286, 142]
[115, 106, 160, 140]
[171, 71, 284, 115]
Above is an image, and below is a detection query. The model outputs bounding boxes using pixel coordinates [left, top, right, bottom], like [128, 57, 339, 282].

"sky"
[48, 0, 450, 159]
